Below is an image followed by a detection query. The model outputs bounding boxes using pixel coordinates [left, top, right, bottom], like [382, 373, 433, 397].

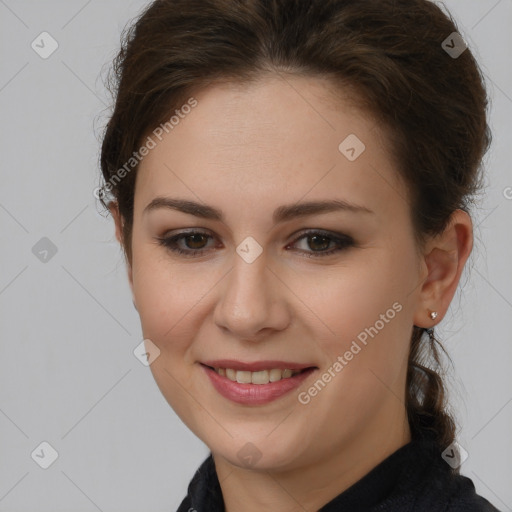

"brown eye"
[288, 230, 354, 258]
[305, 234, 331, 252]
[157, 230, 215, 257]
[183, 233, 209, 249]
[156, 229, 354, 259]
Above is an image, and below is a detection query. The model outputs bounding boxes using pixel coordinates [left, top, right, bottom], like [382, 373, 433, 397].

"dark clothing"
[177, 435, 501, 511]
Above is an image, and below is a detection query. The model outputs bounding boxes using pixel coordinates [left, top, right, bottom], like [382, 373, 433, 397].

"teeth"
[269, 368, 282, 382]
[236, 371, 252, 384]
[215, 367, 303, 384]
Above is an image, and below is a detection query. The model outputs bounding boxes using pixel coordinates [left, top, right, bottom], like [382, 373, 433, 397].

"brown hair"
[99, 0, 491, 457]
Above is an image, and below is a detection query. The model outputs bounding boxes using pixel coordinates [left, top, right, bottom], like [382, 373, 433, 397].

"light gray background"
[0, 1, 511, 511]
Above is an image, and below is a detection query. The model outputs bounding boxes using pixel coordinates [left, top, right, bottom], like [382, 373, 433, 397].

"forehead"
[134, 75, 409, 222]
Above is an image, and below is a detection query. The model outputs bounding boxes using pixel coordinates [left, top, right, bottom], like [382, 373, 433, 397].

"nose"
[213, 249, 291, 342]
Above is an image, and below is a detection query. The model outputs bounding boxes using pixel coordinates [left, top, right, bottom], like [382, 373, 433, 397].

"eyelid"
[160, 227, 350, 243]
[156, 227, 354, 259]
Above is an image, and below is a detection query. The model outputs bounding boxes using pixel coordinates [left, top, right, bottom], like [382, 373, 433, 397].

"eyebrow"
[143, 197, 374, 224]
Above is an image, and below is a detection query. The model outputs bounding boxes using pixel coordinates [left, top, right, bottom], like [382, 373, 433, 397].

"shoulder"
[400, 436, 502, 512]
[441, 472, 501, 512]
[382, 437, 502, 512]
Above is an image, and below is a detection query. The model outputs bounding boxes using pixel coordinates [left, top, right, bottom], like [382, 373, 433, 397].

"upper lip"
[201, 360, 317, 372]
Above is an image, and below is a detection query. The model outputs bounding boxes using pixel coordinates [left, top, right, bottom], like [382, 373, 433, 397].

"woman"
[98, 0, 500, 510]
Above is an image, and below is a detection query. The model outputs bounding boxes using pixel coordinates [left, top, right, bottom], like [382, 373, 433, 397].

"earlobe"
[413, 209, 473, 328]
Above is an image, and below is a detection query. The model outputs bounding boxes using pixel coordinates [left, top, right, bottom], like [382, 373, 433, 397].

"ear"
[108, 201, 136, 308]
[413, 209, 473, 328]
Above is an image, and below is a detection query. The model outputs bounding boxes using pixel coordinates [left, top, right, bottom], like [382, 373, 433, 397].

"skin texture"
[109, 75, 473, 512]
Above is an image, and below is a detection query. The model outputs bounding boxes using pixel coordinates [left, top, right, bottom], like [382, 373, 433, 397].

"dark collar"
[176, 434, 496, 511]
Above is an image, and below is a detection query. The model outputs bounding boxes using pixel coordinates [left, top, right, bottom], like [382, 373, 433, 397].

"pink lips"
[200, 361, 317, 405]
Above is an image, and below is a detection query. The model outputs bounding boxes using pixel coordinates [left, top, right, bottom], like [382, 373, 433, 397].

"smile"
[200, 362, 317, 405]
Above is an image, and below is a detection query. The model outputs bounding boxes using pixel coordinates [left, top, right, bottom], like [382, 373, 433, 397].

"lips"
[200, 360, 318, 405]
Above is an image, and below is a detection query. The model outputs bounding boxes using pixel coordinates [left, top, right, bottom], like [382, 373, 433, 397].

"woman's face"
[122, 75, 428, 470]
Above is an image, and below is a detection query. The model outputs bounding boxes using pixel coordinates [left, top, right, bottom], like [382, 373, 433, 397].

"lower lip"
[201, 364, 316, 405]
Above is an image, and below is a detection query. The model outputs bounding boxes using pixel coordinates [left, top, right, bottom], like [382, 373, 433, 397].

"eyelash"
[155, 229, 354, 259]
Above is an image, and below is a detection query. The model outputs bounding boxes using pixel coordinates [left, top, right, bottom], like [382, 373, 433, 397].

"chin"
[210, 431, 310, 472]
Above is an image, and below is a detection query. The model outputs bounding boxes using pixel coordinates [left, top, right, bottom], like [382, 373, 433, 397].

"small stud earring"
[425, 310, 438, 342]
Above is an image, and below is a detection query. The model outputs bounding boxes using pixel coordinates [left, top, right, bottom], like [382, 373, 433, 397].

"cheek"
[302, 257, 406, 336]
[130, 245, 225, 357]
[130, 252, 210, 423]
[298, 269, 411, 443]
[303, 253, 413, 383]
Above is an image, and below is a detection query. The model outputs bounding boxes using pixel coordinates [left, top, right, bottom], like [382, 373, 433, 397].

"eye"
[156, 230, 215, 257]
[155, 229, 354, 258]
[287, 230, 355, 258]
